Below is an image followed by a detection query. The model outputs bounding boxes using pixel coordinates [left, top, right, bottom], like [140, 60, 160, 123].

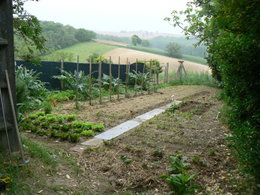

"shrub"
[16, 65, 47, 117]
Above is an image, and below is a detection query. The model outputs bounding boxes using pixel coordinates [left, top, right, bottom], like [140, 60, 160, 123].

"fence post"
[76, 55, 79, 72]
[125, 58, 129, 98]
[135, 58, 138, 96]
[99, 56, 102, 104]
[148, 60, 152, 94]
[89, 57, 92, 105]
[117, 56, 120, 101]
[141, 59, 146, 95]
[60, 60, 64, 90]
[109, 56, 112, 101]
[166, 63, 169, 83]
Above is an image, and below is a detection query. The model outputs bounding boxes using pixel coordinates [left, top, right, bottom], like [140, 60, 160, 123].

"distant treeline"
[149, 36, 206, 58]
[15, 21, 96, 59]
[97, 34, 207, 58]
[96, 34, 131, 44]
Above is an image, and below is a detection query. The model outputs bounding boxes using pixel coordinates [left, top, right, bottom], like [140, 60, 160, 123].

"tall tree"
[75, 28, 96, 42]
[131, 34, 142, 46]
[13, 0, 46, 61]
[166, 42, 182, 58]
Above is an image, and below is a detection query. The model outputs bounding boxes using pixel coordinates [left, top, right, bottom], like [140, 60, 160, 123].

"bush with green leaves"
[128, 70, 153, 91]
[166, 1, 260, 183]
[20, 112, 104, 143]
[102, 74, 122, 93]
[53, 70, 98, 109]
[16, 65, 47, 117]
[160, 154, 200, 195]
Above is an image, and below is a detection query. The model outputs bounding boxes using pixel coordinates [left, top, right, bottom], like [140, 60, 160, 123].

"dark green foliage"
[19, 112, 104, 143]
[128, 70, 153, 91]
[53, 70, 98, 109]
[75, 28, 96, 42]
[160, 173, 197, 195]
[131, 35, 142, 46]
[13, 0, 46, 61]
[102, 74, 122, 93]
[167, 0, 260, 184]
[161, 154, 200, 195]
[168, 155, 190, 174]
[69, 133, 80, 143]
[166, 42, 183, 58]
[16, 65, 47, 117]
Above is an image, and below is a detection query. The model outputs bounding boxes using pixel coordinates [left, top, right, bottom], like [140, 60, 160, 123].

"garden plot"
[18, 86, 246, 194]
[52, 85, 213, 131]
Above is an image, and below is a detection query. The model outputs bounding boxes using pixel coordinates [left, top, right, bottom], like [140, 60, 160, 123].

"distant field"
[95, 39, 129, 47]
[43, 42, 116, 62]
[183, 54, 207, 65]
[103, 48, 210, 73]
[125, 45, 207, 65]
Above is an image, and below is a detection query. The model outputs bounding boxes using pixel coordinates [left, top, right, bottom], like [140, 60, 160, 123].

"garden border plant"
[20, 111, 104, 143]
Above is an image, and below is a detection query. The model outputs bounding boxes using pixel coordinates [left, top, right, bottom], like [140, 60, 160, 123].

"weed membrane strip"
[71, 101, 181, 151]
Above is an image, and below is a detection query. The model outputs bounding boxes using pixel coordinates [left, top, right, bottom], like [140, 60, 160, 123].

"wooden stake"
[166, 63, 169, 83]
[76, 55, 79, 72]
[5, 70, 25, 161]
[141, 59, 145, 95]
[60, 60, 64, 90]
[89, 57, 92, 105]
[125, 58, 129, 98]
[117, 57, 121, 100]
[109, 56, 112, 101]
[149, 60, 152, 94]
[99, 56, 102, 104]
[135, 58, 138, 96]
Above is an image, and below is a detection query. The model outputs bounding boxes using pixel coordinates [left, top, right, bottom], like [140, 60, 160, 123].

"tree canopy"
[165, 42, 182, 58]
[131, 35, 142, 46]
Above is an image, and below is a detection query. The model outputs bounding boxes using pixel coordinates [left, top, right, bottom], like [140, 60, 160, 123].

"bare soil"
[18, 86, 248, 195]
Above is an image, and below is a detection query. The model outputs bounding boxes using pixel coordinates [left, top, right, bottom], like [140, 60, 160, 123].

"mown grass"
[159, 71, 218, 88]
[43, 42, 116, 62]
[0, 137, 85, 194]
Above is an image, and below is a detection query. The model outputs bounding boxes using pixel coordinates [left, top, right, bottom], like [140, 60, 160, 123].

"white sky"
[24, 0, 189, 34]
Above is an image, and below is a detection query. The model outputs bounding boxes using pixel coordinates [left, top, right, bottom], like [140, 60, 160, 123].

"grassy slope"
[125, 45, 207, 65]
[44, 42, 117, 62]
[43, 41, 206, 65]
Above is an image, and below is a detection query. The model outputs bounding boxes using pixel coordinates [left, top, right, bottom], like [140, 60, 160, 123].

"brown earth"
[103, 48, 210, 74]
[16, 86, 251, 195]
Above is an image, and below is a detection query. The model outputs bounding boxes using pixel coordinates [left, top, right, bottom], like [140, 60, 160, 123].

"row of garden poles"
[69, 56, 159, 106]
[0, 70, 25, 162]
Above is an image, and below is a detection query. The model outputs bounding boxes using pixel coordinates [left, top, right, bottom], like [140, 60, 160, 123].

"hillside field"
[43, 40, 209, 74]
[103, 48, 210, 73]
[43, 42, 117, 62]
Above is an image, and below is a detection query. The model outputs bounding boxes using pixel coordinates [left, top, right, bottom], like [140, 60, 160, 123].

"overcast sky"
[24, 0, 189, 34]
